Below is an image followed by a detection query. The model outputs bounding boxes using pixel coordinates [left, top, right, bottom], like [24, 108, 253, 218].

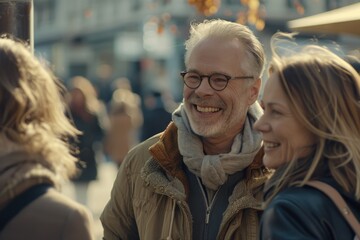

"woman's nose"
[254, 116, 269, 132]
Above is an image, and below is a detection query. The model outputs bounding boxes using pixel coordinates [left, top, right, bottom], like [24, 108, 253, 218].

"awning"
[287, 3, 360, 37]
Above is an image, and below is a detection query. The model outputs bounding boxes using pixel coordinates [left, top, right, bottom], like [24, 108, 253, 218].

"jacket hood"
[0, 151, 56, 209]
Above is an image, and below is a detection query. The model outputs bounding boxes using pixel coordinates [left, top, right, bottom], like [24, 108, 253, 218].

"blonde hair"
[265, 33, 360, 203]
[0, 37, 80, 179]
[184, 19, 265, 79]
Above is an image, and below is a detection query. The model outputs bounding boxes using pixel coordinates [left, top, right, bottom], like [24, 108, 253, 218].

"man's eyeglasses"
[180, 71, 253, 91]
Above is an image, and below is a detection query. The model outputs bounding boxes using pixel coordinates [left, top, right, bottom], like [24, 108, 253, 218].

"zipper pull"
[205, 208, 210, 224]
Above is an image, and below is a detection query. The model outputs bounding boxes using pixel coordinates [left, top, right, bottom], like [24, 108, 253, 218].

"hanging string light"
[185, 0, 305, 31]
[236, 0, 265, 31]
[188, 0, 265, 30]
[293, 0, 305, 15]
[188, 0, 221, 16]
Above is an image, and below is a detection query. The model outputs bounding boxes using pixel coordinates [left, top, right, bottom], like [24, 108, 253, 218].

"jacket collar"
[140, 122, 188, 200]
[148, 122, 265, 174]
[142, 121, 270, 202]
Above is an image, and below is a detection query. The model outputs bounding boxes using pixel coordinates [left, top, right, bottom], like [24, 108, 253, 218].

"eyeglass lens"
[183, 72, 229, 91]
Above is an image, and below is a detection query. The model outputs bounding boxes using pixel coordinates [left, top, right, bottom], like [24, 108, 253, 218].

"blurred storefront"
[33, 0, 359, 101]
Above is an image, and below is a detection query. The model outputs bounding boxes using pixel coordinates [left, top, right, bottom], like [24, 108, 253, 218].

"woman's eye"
[271, 109, 281, 115]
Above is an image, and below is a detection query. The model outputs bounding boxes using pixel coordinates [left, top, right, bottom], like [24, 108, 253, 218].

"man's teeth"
[196, 106, 220, 113]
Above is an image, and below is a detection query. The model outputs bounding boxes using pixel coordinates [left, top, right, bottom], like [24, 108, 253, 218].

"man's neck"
[202, 137, 234, 155]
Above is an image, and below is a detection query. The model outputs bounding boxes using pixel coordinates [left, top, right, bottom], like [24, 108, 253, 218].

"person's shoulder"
[269, 185, 329, 209]
[1, 189, 94, 240]
[261, 185, 357, 239]
[39, 188, 93, 219]
[123, 134, 162, 168]
[22, 189, 94, 238]
[261, 186, 328, 238]
[128, 133, 161, 156]
[264, 185, 334, 224]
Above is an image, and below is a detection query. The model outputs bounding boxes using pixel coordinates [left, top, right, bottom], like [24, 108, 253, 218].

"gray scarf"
[172, 102, 263, 190]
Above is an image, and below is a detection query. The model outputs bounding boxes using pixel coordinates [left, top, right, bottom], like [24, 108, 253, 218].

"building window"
[35, 0, 56, 27]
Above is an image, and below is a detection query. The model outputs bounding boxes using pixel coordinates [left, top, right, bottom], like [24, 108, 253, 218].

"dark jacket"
[260, 178, 360, 240]
[71, 112, 103, 182]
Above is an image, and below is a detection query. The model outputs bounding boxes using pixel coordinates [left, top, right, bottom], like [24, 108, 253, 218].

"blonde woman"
[0, 38, 94, 239]
[254, 34, 360, 239]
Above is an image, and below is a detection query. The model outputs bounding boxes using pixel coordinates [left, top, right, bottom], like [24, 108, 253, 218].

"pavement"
[62, 161, 119, 240]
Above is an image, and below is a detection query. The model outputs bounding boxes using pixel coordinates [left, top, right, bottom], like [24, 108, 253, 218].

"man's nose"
[195, 77, 214, 96]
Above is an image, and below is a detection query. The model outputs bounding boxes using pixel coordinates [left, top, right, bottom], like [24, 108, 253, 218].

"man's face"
[183, 37, 260, 142]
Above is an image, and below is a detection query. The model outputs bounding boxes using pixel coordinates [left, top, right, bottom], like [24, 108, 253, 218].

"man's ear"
[248, 78, 261, 105]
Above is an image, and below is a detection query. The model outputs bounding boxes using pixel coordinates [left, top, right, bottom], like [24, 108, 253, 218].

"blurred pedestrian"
[101, 19, 270, 240]
[255, 33, 360, 239]
[94, 64, 113, 106]
[104, 77, 143, 167]
[140, 90, 173, 141]
[67, 76, 105, 206]
[0, 37, 94, 239]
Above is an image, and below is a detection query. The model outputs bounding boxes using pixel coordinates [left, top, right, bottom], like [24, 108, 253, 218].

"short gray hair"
[184, 19, 265, 78]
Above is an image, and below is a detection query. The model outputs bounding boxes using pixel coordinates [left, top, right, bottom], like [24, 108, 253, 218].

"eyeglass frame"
[180, 71, 254, 91]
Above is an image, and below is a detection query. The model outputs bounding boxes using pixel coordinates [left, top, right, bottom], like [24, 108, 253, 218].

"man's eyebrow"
[186, 69, 231, 76]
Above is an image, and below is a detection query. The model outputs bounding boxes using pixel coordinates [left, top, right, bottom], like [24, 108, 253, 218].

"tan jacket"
[0, 152, 95, 240]
[104, 100, 143, 165]
[101, 122, 270, 240]
[104, 113, 134, 164]
[0, 189, 94, 240]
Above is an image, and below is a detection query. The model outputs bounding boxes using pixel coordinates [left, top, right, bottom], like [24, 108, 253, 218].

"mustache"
[187, 95, 225, 108]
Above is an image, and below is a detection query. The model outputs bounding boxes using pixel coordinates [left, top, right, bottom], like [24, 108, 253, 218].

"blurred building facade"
[34, 0, 359, 100]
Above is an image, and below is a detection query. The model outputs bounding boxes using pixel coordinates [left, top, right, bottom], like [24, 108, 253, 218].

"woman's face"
[254, 73, 316, 169]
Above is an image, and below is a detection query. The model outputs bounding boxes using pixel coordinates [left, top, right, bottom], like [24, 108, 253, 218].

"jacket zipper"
[205, 208, 211, 224]
[196, 176, 221, 224]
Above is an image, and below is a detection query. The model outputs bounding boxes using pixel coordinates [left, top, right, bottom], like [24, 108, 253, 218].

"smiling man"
[100, 19, 271, 240]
